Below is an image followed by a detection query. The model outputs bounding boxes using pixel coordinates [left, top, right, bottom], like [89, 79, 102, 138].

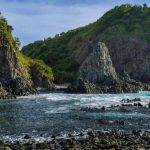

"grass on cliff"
[22, 4, 150, 83]
[0, 15, 20, 50]
[16, 51, 54, 81]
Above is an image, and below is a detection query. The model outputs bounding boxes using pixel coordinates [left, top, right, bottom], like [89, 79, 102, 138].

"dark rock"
[87, 131, 95, 138]
[78, 132, 84, 137]
[51, 135, 56, 139]
[101, 106, 106, 111]
[24, 134, 31, 139]
[121, 98, 141, 103]
[134, 103, 143, 107]
[68, 134, 72, 138]
[80, 107, 98, 112]
[148, 102, 150, 108]
[115, 120, 125, 125]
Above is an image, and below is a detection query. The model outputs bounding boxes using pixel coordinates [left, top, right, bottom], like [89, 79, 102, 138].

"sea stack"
[67, 42, 147, 93]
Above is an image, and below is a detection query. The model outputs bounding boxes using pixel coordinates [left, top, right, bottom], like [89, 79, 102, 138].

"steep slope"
[17, 51, 54, 90]
[0, 16, 36, 97]
[22, 4, 150, 85]
[0, 15, 54, 98]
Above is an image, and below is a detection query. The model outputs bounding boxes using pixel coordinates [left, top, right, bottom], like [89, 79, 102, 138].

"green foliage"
[0, 13, 54, 84]
[0, 13, 23, 51]
[14, 37, 21, 49]
[22, 4, 150, 83]
[0, 14, 15, 47]
[16, 51, 54, 81]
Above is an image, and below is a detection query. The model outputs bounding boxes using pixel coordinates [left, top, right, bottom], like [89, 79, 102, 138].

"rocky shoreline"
[1, 129, 150, 150]
[0, 97, 149, 150]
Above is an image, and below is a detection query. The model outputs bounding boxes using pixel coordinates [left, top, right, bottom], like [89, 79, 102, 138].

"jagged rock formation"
[0, 32, 37, 98]
[67, 42, 149, 93]
[78, 42, 118, 85]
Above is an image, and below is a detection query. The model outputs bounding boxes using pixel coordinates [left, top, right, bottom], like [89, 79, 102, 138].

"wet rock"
[68, 134, 72, 138]
[132, 130, 141, 136]
[148, 102, 150, 108]
[80, 107, 102, 112]
[134, 102, 143, 107]
[115, 120, 125, 125]
[2, 130, 150, 150]
[101, 106, 106, 111]
[121, 98, 141, 103]
[51, 135, 56, 139]
[87, 131, 95, 138]
[24, 134, 31, 139]
[78, 132, 84, 137]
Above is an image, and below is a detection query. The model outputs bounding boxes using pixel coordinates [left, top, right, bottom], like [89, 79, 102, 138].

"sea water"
[0, 92, 150, 140]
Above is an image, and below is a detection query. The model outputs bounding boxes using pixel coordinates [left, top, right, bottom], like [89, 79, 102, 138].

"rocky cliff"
[0, 16, 54, 98]
[67, 42, 149, 93]
[0, 31, 37, 98]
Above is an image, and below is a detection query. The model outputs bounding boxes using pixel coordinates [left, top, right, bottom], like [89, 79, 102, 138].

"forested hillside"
[22, 4, 150, 83]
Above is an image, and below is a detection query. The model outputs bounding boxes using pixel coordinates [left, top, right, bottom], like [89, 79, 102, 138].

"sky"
[0, 0, 150, 46]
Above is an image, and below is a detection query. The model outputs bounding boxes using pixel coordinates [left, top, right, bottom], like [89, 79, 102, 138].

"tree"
[14, 37, 21, 49]
[143, 3, 147, 8]
[7, 25, 14, 32]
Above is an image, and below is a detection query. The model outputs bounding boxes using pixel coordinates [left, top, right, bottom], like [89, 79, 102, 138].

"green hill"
[22, 4, 150, 83]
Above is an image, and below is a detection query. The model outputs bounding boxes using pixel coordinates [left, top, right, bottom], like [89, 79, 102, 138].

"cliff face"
[0, 16, 55, 98]
[105, 36, 150, 83]
[67, 42, 148, 93]
[78, 42, 118, 85]
[0, 32, 19, 82]
[0, 32, 36, 98]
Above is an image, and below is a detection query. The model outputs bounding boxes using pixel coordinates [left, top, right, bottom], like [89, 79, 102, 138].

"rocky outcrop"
[0, 32, 36, 99]
[67, 42, 149, 93]
[78, 42, 118, 85]
[30, 63, 55, 90]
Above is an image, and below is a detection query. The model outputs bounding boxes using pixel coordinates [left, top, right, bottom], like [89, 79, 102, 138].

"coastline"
[1, 130, 150, 150]
[0, 93, 150, 150]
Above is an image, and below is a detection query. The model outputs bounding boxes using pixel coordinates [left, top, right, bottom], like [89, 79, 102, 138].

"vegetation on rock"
[0, 13, 55, 98]
[22, 4, 150, 84]
[16, 51, 54, 82]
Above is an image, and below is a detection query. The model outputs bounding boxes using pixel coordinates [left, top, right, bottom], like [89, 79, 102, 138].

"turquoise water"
[0, 92, 150, 140]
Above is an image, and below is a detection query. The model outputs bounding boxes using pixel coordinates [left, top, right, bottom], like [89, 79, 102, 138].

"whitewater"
[0, 92, 150, 141]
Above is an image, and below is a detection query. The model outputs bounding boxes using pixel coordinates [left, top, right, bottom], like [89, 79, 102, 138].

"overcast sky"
[0, 0, 150, 46]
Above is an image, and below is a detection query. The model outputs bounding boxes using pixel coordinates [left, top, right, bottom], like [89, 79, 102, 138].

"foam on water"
[0, 91, 150, 140]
